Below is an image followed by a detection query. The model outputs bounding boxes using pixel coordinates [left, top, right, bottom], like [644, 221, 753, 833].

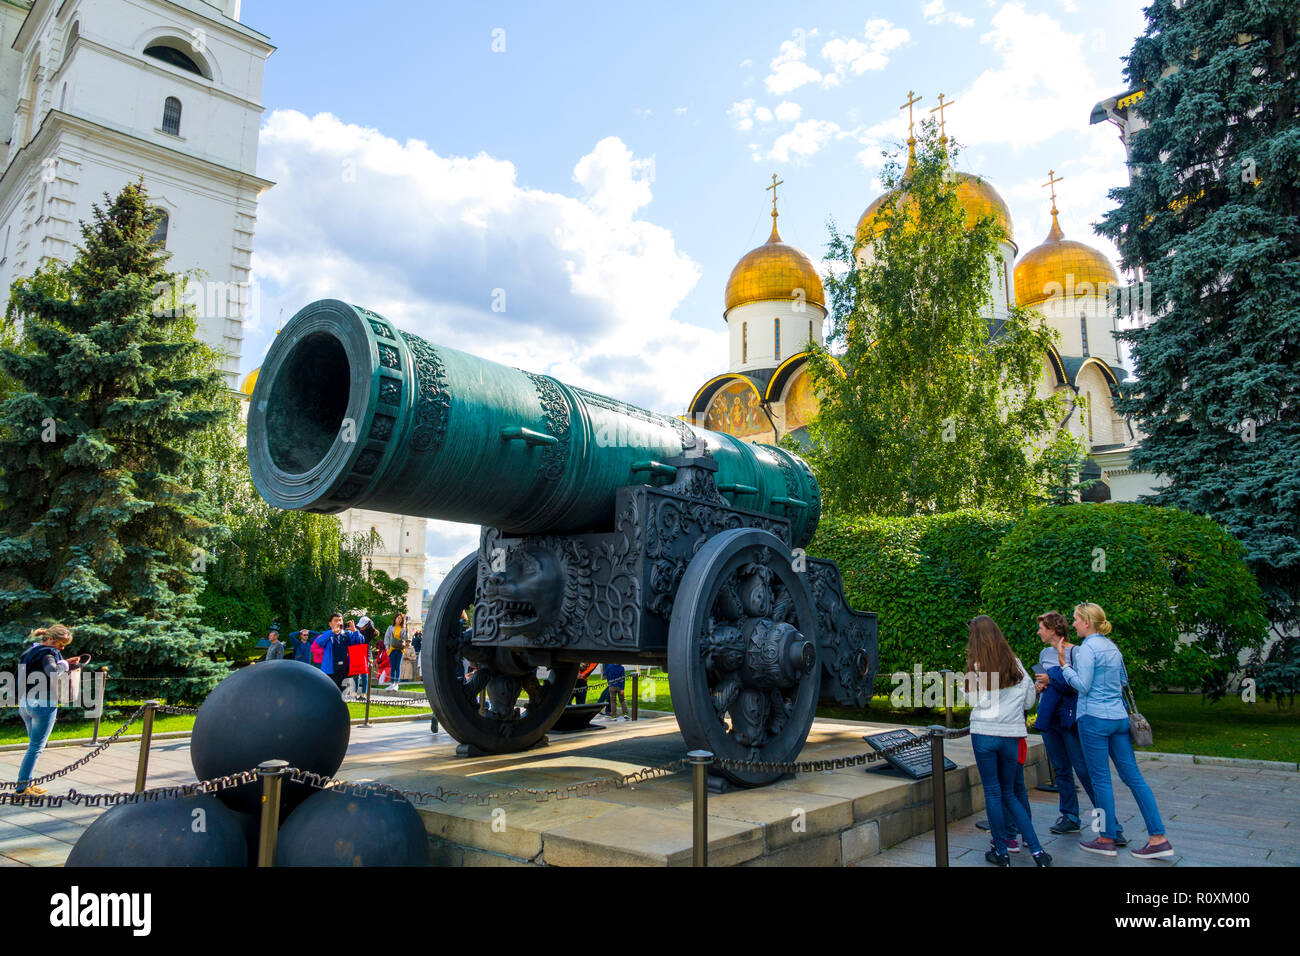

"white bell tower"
[0, 0, 274, 387]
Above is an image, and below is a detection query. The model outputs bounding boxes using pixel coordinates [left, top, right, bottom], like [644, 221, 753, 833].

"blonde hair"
[1074, 603, 1112, 636]
[31, 624, 73, 647]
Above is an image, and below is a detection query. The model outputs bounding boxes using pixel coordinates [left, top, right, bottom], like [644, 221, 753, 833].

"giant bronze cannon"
[248, 300, 878, 786]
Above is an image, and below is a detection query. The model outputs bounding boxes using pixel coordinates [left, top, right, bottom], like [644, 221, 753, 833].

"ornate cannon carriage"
[247, 300, 878, 787]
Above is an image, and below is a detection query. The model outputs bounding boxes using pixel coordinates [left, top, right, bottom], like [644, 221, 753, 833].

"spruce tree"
[804, 120, 1074, 516]
[1096, 0, 1300, 643]
[0, 181, 237, 704]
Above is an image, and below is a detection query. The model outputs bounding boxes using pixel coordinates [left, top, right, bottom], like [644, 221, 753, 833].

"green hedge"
[982, 504, 1268, 695]
[810, 504, 1267, 695]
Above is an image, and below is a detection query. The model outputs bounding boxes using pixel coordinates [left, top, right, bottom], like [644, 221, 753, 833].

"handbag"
[1119, 659, 1153, 747]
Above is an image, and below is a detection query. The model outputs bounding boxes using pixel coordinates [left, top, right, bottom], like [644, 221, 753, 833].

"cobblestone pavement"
[2, 721, 1295, 867]
[854, 756, 1299, 867]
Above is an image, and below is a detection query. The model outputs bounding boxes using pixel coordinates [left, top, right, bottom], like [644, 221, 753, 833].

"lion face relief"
[481, 546, 563, 638]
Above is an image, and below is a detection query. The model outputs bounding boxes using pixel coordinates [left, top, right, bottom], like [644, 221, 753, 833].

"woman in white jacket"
[965, 615, 1051, 867]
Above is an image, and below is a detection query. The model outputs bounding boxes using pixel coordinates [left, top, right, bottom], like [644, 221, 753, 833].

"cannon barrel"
[247, 300, 821, 548]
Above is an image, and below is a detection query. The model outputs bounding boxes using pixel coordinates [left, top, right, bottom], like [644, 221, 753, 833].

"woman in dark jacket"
[16, 625, 82, 796]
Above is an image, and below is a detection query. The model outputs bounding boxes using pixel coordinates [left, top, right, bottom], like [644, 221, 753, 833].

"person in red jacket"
[573, 662, 598, 704]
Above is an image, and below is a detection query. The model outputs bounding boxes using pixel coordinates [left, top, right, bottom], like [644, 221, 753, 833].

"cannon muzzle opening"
[265, 330, 351, 476]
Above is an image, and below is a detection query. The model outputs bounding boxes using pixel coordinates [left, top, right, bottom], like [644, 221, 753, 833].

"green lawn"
[0, 700, 429, 746]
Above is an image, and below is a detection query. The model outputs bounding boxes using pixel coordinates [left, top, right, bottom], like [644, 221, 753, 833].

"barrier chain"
[0, 702, 152, 791]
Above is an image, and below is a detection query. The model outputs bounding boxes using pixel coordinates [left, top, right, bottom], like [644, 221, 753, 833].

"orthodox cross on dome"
[766, 173, 784, 237]
[1042, 168, 1064, 212]
[1043, 168, 1065, 238]
[899, 90, 923, 141]
[930, 92, 955, 141]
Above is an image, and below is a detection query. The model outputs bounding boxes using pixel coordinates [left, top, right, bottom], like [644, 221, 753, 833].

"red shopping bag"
[347, 643, 369, 676]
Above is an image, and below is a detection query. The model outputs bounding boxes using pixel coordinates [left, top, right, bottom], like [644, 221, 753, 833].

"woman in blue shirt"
[1057, 603, 1173, 860]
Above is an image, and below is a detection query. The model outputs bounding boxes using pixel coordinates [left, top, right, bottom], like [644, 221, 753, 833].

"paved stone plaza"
[1, 715, 1295, 867]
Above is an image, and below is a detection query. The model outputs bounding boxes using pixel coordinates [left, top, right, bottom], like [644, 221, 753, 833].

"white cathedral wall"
[724, 299, 825, 372]
[1030, 292, 1122, 368]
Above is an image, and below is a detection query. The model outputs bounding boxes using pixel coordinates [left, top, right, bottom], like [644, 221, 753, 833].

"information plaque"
[864, 729, 958, 780]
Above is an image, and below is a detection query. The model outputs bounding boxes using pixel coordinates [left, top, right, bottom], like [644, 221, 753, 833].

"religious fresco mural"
[704, 379, 771, 441]
[783, 369, 818, 432]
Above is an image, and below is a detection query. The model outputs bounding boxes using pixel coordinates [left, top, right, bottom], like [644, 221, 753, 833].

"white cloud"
[923, 0, 975, 28]
[675, 106, 688, 115]
[954, 2, 1100, 148]
[768, 118, 841, 163]
[765, 33, 823, 95]
[250, 111, 722, 415]
[755, 106, 774, 123]
[739, 58, 753, 68]
[774, 101, 802, 122]
[729, 99, 756, 130]
[821, 19, 910, 80]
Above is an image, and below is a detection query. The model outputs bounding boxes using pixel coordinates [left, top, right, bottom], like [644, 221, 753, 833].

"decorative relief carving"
[370, 414, 395, 441]
[400, 332, 452, 455]
[527, 372, 571, 481]
[378, 378, 401, 406]
[807, 558, 877, 708]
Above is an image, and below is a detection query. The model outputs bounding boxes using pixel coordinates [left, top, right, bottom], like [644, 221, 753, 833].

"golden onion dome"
[853, 145, 1014, 251]
[240, 367, 259, 397]
[1014, 211, 1119, 308]
[724, 221, 826, 314]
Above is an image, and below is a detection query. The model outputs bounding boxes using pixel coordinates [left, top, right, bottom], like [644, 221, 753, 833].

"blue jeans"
[18, 701, 58, 787]
[1077, 715, 1165, 840]
[997, 762, 1027, 838]
[1040, 724, 1125, 836]
[972, 734, 1043, 855]
[389, 650, 403, 682]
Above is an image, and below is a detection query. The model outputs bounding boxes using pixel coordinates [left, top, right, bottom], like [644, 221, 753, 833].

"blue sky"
[238, 0, 1150, 579]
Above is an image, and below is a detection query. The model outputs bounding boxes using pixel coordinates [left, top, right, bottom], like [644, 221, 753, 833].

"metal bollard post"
[631, 672, 639, 721]
[256, 759, 289, 867]
[83, 668, 109, 747]
[688, 750, 714, 867]
[361, 662, 374, 728]
[928, 726, 949, 867]
[134, 700, 159, 793]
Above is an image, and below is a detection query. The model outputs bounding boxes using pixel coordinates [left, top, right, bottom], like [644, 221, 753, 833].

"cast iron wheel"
[422, 552, 578, 753]
[668, 528, 821, 787]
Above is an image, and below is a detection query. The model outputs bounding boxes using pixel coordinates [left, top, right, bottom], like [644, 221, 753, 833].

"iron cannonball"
[274, 787, 427, 866]
[66, 794, 247, 867]
[190, 660, 350, 815]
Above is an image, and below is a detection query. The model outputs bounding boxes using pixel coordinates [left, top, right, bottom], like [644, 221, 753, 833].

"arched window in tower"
[144, 42, 207, 77]
[161, 97, 182, 136]
[808, 319, 813, 347]
[151, 209, 169, 248]
[774, 318, 781, 361]
[1080, 313, 1089, 356]
[21, 56, 41, 145]
[63, 22, 79, 68]
[742, 322, 748, 364]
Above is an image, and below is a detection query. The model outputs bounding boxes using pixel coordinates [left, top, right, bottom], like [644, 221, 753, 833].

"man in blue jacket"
[314, 613, 365, 695]
[291, 629, 318, 664]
